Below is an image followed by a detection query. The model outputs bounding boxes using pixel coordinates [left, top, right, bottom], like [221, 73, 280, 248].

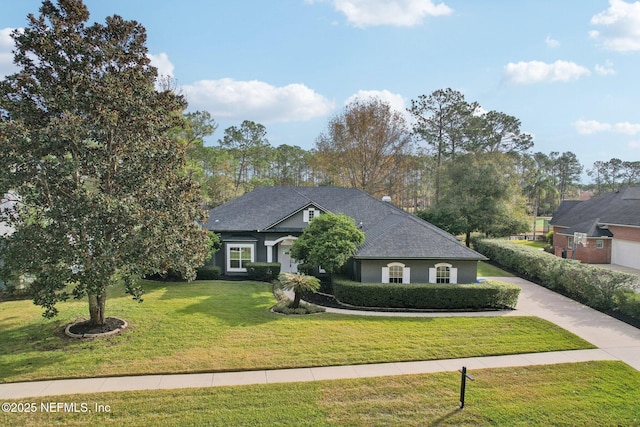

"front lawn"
[0, 280, 593, 383]
[477, 261, 513, 277]
[1, 361, 637, 426]
[513, 239, 548, 249]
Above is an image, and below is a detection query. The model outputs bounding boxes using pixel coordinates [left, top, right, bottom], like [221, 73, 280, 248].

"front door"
[279, 242, 299, 273]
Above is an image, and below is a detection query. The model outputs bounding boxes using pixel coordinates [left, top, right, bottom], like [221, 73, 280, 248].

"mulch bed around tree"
[68, 317, 126, 335]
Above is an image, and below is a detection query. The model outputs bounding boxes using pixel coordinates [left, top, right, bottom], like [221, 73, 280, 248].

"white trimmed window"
[382, 262, 410, 284]
[436, 265, 450, 283]
[227, 244, 254, 272]
[596, 239, 604, 249]
[429, 263, 458, 284]
[303, 208, 320, 223]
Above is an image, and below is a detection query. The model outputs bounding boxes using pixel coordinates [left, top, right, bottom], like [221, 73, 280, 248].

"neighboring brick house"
[204, 186, 487, 284]
[549, 187, 640, 269]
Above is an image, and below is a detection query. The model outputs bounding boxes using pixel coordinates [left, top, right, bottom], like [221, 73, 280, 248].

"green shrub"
[294, 263, 310, 275]
[196, 266, 221, 280]
[271, 282, 325, 314]
[271, 299, 326, 315]
[332, 277, 520, 310]
[615, 289, 640, 320]
[246, 262, 281, 282]
[473, 238, 639, 312]
[546, 230, 554, 245]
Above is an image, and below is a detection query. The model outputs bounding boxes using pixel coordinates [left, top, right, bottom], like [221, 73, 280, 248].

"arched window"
[429, 263, 458, 284]
[436, 264, 451, 283]
[389, 264, 404, 283]
[381, 262, 410, 284]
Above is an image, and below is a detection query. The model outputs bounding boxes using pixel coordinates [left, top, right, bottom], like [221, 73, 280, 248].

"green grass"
[1, 361, 637, 426]
[0, 280, 594, 384]
[477, 261, 513, 277]
[512, 239, 548, 249]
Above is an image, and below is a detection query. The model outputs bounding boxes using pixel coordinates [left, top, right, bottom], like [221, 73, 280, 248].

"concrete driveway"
[491, 276, 640, 371]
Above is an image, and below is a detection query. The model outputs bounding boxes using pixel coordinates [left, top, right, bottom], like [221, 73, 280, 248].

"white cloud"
[573, 120, 612, 134]
[345, 89, 406, 113]
[503, 60, 591, 84]
[595, 60, 616, 75]
[573, 119, 640, 135]
[308, 0, 452, 28]
[590, 0, 640, 51]
[147, 52, 174, 78]
[0, 28, 19, 79]
[545, 35, 560, 48]
[628, 140, 640, 149]
[613, 121, 640, 134]
[182, 78, 334, 123]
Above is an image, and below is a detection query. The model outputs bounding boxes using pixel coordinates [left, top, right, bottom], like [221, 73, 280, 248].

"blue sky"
[2, 0, 640, 180]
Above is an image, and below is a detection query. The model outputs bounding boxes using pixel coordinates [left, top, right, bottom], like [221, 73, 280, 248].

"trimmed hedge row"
[246, 262, 281, 282]
[196, 266, 221, 280]
[473, 238, 640, 315]
[332, 277, 520, 310]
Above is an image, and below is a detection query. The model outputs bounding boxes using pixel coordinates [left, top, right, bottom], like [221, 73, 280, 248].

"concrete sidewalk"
[0, 349, 616, 399]
[1, 276, 639, 399]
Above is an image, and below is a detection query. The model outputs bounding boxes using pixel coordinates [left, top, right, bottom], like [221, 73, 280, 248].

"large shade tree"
[418, 154, 528, 246]
[0, 0, 211, 326]
[314, 97, 412, 199]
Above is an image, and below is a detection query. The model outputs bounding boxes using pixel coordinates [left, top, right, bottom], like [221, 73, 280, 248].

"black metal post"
[458, 366, 475, 409]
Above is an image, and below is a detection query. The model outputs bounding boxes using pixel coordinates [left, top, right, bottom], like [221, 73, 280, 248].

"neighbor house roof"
[206, 186, 486, 261]
[550, 186, 640, 236]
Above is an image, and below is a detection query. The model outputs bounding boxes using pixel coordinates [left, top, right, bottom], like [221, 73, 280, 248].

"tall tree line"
[186, 89, 633, 230]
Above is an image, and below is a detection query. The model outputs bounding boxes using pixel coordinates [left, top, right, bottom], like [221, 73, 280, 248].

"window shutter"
[381, 267, 389, 283]
[314, 209, 320, 219]
[303, 209, 309, 223]
[403, 267, 411, 284]
[450, 268, 458, 284]
[428, 268, 436, 283]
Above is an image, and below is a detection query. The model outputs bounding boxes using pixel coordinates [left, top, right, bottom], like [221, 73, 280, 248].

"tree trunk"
[292, 291, 301, 309]
[88, 293, 107, 326]
[465, 231, 471, 247]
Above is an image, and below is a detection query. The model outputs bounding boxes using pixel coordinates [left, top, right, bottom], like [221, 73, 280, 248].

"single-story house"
[204, 186, 486, 284]
[549, 186, 640, 269]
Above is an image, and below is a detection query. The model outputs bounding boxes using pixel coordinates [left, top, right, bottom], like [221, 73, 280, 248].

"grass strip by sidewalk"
[1, 361, 637, 426]
[0, 280, 593, 383]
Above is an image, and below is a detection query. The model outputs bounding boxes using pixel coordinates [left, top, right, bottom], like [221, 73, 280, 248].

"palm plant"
[278, 273, 321, 308]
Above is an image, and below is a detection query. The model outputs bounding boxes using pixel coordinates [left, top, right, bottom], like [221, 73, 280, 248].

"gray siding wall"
[271, 206, 321, 230]
[358, 259, 479, 283]
[209, 232, 303, 275]
[272, 212, 307, 229]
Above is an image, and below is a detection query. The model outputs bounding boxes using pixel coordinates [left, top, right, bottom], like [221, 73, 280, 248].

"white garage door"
[611, 240, 640, 270]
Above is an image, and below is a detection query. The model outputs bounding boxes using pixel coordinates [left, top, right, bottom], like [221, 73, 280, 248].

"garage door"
[611, 239, 640, 270]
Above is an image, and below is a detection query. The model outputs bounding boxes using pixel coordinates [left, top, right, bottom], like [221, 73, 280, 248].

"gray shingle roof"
[555, 218, 613, 238]
[206, 186, 485, 260]
[551, 186, 640, 234]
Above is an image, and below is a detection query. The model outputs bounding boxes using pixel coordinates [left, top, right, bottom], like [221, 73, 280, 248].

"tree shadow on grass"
[0, 320, 75, 383]
[0, 353, 67, 384]
[0, 320, 76, 354]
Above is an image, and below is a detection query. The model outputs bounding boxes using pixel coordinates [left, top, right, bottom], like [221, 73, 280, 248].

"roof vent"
[381, 196, 392, 203]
